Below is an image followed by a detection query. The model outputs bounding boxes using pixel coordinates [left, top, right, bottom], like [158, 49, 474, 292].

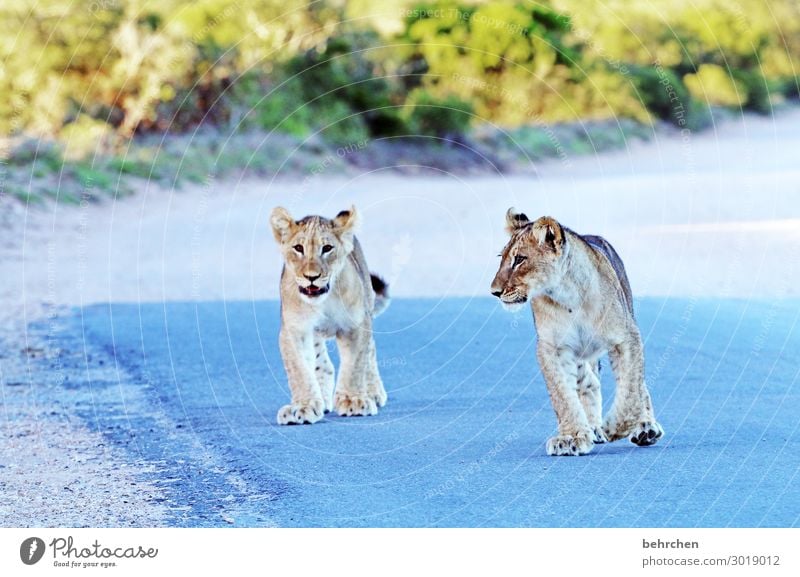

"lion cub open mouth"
[299, 284, 329, 297]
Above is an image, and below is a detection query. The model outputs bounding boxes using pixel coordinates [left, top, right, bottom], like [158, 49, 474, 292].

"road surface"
[2, 108, 800, 527]
[13, 295, 799, 527]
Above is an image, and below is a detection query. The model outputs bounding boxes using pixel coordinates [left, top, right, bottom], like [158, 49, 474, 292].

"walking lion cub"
[270, 206, 389, 425]
[491, 209, 663, 456]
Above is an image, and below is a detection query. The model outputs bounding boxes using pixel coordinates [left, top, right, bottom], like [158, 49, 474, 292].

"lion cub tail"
[370, 274, 390, 317]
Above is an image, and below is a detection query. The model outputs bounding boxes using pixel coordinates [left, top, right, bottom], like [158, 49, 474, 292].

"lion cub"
[491, 209, 663, 456]
[270, 205, 389, 425]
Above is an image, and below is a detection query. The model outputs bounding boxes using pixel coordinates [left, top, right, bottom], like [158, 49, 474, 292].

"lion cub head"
[270, 205, 359, 302]
[490, 208, 566, 310]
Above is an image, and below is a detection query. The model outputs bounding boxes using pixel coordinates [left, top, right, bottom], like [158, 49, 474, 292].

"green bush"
[230, 74, 315, 137]
[283, 30, 408, 140]
[684, 64, 746, 107]
[405, 91, 474, 137]
[312, 101, 371, 145]
[2, 0, 800, 164]
[732, 70, 773, 114]
[400, 1, 622, 124]
[629, 66, 691, 126]
[625, 66, 709, 130]
[59, 115, 115, 160]
[777, 76, 800, 99]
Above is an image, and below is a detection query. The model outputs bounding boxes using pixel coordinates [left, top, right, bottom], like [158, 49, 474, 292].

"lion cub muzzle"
[490, 271, 529, 310]
[299, 283, 330, 297]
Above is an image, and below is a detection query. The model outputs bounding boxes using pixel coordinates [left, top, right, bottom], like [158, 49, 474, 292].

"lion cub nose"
[491, 289, 503, 298]
[304, 273, 321, 282]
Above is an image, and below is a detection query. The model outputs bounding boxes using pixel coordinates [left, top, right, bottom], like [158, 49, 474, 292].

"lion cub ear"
[505, 207, 531, 234]
[333, 205, 359, 243]
[534, 216, 564, 253]
[270, 206, 295, 243]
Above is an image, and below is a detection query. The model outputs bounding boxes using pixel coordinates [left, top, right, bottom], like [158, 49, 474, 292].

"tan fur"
[270, 205, 388, 425]
[491, 208, 664, 456]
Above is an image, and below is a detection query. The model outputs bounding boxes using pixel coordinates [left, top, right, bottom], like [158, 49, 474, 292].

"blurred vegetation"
[1, 0, 799, 201]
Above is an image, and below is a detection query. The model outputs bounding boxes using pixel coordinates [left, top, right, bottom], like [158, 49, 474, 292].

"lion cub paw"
[601, 419, 628, 442]
[335, 392, 378, 417]
[629, 421, 664, 446]
[277, 400, 324, 425]
[591, 426, 609, 444]
[546, 433, 594, 456]
[368, 385, 388, 408]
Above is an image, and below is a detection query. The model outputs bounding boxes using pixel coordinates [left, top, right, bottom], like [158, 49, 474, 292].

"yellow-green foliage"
[0, 0, 340, 139]
[557, 0, 800, 111]
[1, 0, 798, 146]
[1, 1, 193, 138]
[400, 0, 799, 126]
[401, 1, 648, 124]
[685, 64, 745, 107]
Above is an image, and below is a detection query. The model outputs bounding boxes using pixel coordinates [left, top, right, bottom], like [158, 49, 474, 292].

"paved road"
[4, 109, 800, 527]
[33, 296, 799, 527]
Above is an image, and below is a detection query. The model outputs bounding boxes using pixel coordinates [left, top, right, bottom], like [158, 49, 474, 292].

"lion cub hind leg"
[603, 332, 664, 446]
[334, 328, 379, 417]
[578, 361, 607, 444]
[313, 336, 335, 413]
[537, 344, 595, 456]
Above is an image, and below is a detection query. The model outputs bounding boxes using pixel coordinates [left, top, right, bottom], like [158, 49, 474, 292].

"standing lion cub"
[491, 209, 663, 456]
[270, 205, 389, 425]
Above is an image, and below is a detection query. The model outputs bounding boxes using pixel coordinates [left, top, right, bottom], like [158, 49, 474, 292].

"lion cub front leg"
[313, 336, 335, 413]
[578, 362, 607, 444]
[277, 328, 325, 425]
[334, 326, 379, 417]
[603, 329, 664, 446]
[537, 343, 595, 456]
[365, 339, 388, 408]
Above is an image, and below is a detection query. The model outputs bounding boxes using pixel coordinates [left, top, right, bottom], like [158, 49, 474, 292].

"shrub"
[2, 0, 799, 157]
[229, 74, 315, 137]
[312, 101, 371, 146]
[404, 91, 474, 138]
[281, 30, 408, 141]
[59, 115, 115, 161]
[627, 65, 711, 130]
[732, 70, 773, 114]
[777, 76, 800, 99]
[684, 64, 746, 107]
[629, 66, 691, 126]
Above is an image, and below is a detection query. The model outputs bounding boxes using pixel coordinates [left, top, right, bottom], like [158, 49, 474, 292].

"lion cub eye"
[513, 254, 527, 268]
[293, 244, 304, 254]
[321, 244, 334, 254]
